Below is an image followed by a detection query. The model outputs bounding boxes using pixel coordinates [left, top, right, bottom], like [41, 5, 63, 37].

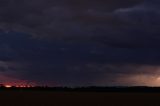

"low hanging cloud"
[0, 33, 160, 86]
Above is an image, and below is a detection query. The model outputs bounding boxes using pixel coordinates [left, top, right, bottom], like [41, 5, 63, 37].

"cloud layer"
[0, 33, 160, 86]
[0, 0, 160, 48]
[0, 0, 160, 86]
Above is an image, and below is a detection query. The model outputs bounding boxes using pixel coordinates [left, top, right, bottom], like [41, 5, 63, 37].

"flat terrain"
[0, 91, 160, 106]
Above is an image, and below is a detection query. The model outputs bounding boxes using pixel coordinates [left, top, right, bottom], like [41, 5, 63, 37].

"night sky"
[0, 0, 160, 86]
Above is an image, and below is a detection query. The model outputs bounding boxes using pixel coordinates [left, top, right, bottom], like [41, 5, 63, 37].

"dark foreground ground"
[1, 90, 160, 106]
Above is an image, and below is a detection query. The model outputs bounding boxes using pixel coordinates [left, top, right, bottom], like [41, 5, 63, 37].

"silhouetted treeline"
[1, 86, 160, 92]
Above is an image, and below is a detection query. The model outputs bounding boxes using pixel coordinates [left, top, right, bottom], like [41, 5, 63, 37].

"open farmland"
[0, 90, 160, 106]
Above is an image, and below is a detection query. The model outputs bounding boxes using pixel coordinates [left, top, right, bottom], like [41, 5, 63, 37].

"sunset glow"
[156, 77, 160, 81]
[5, 85, 12, 88]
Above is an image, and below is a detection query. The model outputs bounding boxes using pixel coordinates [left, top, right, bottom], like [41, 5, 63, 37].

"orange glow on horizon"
[5, 85, 12, 88]
[3, 84, 34, 88]
[0, 75, 36, 87]
[2, 81, 36, 88]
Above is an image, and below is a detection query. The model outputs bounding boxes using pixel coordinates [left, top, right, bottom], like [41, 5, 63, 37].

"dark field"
[1, 91, 160, 106]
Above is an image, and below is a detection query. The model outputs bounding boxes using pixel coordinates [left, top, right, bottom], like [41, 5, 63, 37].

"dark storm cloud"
[0, 33, 160, 86]
[0, 0, 143, 39]
[91, 0, 160, 48]
[109, 0, 160, 48]
[0, 0, 160, 48]
[1, 0, 160, 86]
